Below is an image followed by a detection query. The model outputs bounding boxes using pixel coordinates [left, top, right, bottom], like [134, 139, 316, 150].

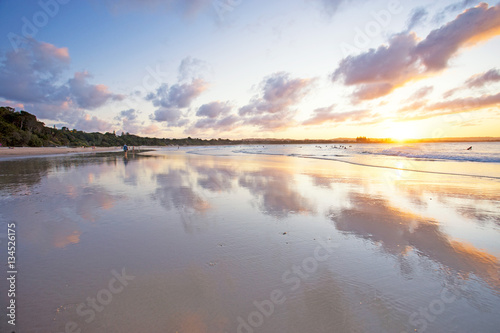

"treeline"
[0, 107, 235, 147]
[355, 136, 392, 143]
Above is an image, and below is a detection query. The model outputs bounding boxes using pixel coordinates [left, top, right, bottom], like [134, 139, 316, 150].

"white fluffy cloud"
[147, 78, 208, 127]
[239, 72, 314, 130]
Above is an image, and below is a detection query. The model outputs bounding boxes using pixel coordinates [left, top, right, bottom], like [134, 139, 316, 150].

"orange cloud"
[333, 3, 500, 100]
[399, 91, 500, 121]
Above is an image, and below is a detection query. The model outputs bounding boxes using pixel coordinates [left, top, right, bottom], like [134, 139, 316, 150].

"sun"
[387, 122, 420, 141]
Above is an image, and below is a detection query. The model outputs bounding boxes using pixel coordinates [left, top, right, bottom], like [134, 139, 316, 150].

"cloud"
[427, 92, 500, 112]
[333, 33, 420, 98]
[193, 114, 239, 131]
[146, 79, 208, 109]
[239, 72, 313, 130]
[302, 105, 373, 126]
[196, 101, 232, 118]
[398, 100, 428, 114]
[406, 86, 434, 101]
[74, 114, 113, 132]
[433, 0, 481, 23]
[444, 68, 500, 97]
[0, 39, 125, 128]
[142, 124, 162, 135]
[333, 3, 500, 100]
[316, 0, 356, 17]
[116, 108, 138, 121]
[442, 89, 458, 99]
[120, 119, 141, 134]
[146, 59, 209, 128]
[0, 100, 24, 110]
[29, 101, 82, 124]
[190, 101, 239, 132]
[405, 7, 428, 32]
[152, 108, 189, 127]
[465, 68, 500, 88]
[0, 39, 69, 103]
[68, 71, 124, 109]
[352, 83, 395, 101]
[114, 108, 144, 134]
[147, 78, 208, 127]
[243, 112, 299, 130]
[399, 92, 500, 121]
[415, 3, 500, 71]
[177, 56, 211, 82]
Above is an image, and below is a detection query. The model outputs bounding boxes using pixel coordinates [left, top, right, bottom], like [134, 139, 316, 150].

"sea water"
[186, 142, 500, 179]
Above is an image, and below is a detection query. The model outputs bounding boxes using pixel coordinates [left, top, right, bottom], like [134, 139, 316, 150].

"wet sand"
[0, 150, 499, 332]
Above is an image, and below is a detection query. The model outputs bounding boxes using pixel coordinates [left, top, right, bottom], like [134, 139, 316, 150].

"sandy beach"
[0, 146, 154, 157]
[0, 146, 122, 157]
[0, 146, 499, 333]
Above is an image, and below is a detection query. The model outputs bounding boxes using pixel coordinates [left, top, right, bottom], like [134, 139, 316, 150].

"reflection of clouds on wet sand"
[195, 165, 237, 192]
[151, 155, 316, 223]
[304, 167, 500, 251]
[238, 169, 315, 218]
[392, 182, 500, 228]
[22, 213, 82, 250]
[53, 230, 81, 248]
[152, 167, 211, 233]
[153, 169, 210, 213]
[458, 205, 500, 227]
[1, 166, 120, 250]
[189, 155, 318, 219]
[13, 184, 118, 250]
[329, 194, 500, 291]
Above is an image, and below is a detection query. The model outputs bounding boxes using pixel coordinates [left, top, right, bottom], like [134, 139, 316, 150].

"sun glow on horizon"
[387, 122, 421, 142]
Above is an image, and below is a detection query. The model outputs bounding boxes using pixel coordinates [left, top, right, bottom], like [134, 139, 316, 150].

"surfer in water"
[467, 146, 472, 150]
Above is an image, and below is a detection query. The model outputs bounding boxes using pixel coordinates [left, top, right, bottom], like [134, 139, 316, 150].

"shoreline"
[0, 146, 130, 158]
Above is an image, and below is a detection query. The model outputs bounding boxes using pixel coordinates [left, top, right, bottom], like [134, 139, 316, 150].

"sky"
[0, 0, 499, 140]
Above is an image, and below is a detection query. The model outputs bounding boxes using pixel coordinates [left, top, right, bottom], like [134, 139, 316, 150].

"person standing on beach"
[123, 144, 128, 157]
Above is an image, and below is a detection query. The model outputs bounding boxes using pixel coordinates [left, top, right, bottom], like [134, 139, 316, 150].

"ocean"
[186, 142, 500, 179]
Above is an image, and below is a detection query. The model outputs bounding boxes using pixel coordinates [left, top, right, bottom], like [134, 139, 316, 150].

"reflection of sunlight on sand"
[296, 155, 500, 256]
[394, 161, 405, 178]
[330, 194, 500, 291]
